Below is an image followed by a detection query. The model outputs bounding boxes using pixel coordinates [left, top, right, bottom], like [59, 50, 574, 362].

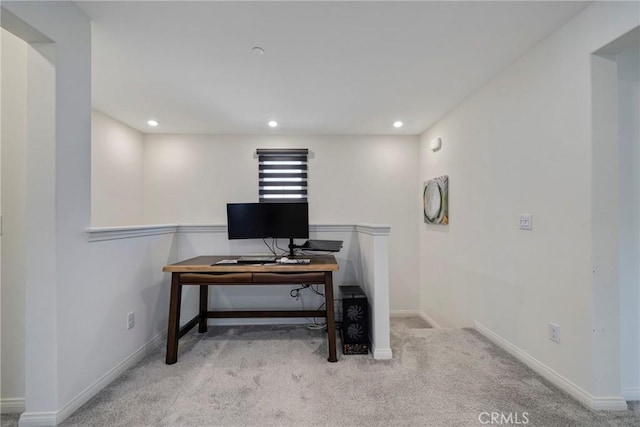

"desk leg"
[325, 272, 338, 362]
[199, 285, 208, 333]
[166, 272, 182, 364]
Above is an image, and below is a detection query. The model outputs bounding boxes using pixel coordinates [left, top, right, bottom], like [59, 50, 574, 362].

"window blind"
[257, 148, 308, 203]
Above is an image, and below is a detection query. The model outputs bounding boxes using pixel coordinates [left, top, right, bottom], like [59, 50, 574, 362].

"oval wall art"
[423, 175, 448, 224]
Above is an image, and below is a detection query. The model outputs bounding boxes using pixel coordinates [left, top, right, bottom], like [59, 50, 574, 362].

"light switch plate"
[519, 214, 532, 230]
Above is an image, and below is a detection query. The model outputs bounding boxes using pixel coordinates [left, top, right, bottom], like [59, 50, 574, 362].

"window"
[257, 148, 308, 203]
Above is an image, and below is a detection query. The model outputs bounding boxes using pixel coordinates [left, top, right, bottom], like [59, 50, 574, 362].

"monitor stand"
[288, 238, 300, 257]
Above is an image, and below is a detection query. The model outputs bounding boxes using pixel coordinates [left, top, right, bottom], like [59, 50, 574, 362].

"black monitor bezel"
[226, 202, 309, 240]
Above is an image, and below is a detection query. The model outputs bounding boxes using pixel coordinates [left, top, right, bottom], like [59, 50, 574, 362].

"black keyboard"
[237, 256, 276, 264]
[278, 258, 311, 264]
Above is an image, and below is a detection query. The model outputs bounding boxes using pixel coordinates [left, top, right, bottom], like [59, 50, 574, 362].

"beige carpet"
[3, 318, 638, 426]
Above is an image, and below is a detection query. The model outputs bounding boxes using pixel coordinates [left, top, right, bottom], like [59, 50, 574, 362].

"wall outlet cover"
[127, 312, 135, 330]
[549, 322, 560, 343]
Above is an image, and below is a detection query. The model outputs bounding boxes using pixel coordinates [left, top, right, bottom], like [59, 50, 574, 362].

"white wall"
[91, 110, 144, 226]
[0, 3, 419, 417]
[7, 0, 632, 421]
[143, 134, 420, 312]
[2, 3, 181, 424]
[419, 0, 638, 401]
[357, 226, 391, 359]
[1, 27, 27, 410]
[616, 43, 640, 399]
[591, 51, 622, 401]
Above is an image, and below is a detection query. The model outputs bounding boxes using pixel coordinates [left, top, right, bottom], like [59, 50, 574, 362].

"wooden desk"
[162, 255, 339, 364]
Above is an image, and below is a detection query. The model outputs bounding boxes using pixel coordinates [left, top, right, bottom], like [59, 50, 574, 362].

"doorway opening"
[592, 26, 640, 401]
[1, 10, 56, 418]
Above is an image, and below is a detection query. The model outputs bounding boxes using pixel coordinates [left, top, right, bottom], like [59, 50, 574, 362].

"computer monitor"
[226, 202, 309, 241]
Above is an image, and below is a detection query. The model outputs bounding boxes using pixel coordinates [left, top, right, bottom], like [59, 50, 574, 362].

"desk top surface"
[163, 255, 339, 273]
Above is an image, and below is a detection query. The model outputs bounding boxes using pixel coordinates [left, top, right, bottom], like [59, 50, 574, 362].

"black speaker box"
[340, 285, 369, 354]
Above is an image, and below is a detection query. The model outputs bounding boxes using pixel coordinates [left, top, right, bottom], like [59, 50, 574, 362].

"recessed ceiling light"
[252, 47, 265, 56]
[393, 121, 404, 128]
[147, 119, 159, 127]
[268, 120, 278, 128]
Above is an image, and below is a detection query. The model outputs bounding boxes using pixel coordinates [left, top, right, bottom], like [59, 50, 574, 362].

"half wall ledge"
[86, 224, 178, 242]
[86, 223, 393, 360]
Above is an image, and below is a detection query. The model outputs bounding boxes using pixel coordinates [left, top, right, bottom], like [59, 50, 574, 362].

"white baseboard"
[1, 398, 25, 414]
[390, 309, 420, 317]
[19, 330, 166, 426]
[205, 317, 309, 326]
[389, 310, 442, 329]
[56, 329, 166, 423]
[418, 312, 442, 329]
[591, 396, 633, 410]
[372, 344, 393, 360]
[622, 386, 640, 401]
[18, 411, 58, 427]
[474, 321, 628, 411]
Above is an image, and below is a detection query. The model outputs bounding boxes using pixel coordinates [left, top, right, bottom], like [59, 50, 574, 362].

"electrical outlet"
[549, 323, 560, 343]
[127, 312, 135, 330]
[519, 214, 533, 230]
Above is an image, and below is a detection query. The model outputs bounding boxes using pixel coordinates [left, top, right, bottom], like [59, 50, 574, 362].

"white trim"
[622, 386, 640, 401]
[86, 224, 178, 242]
[177, 224, 227, 233]
[372, 344, 393, 360]
[52, 330, 165, 425]
[474, 321, 628, 411]
[419, 312, 442, 329]
[591, 396, 633, 411]
[355, 224, 391, 236]
[390, 309, 421, 317]
[389, 310, 443, 329]
[177, 224, 357, 234]
[18, 411, 57, 427]
[1, 398, 24, 414]
[310, 224, 355, 233]
[205, 318, 309, 326]
[89, 223, 361, 238]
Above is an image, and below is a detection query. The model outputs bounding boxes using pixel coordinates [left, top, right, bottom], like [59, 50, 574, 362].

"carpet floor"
[3, 318, 638, 426]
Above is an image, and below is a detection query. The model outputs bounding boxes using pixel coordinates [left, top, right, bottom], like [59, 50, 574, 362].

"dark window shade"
[257, 148, 308, 203]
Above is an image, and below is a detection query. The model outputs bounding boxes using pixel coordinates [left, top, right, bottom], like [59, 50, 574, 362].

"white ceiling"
[77, 1, 590, 135]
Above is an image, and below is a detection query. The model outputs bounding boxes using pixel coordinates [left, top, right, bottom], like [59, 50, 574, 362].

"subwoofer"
[339, 285, 369, 355]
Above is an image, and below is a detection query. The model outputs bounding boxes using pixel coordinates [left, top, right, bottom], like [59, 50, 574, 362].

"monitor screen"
[226, 202, 309, 240]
